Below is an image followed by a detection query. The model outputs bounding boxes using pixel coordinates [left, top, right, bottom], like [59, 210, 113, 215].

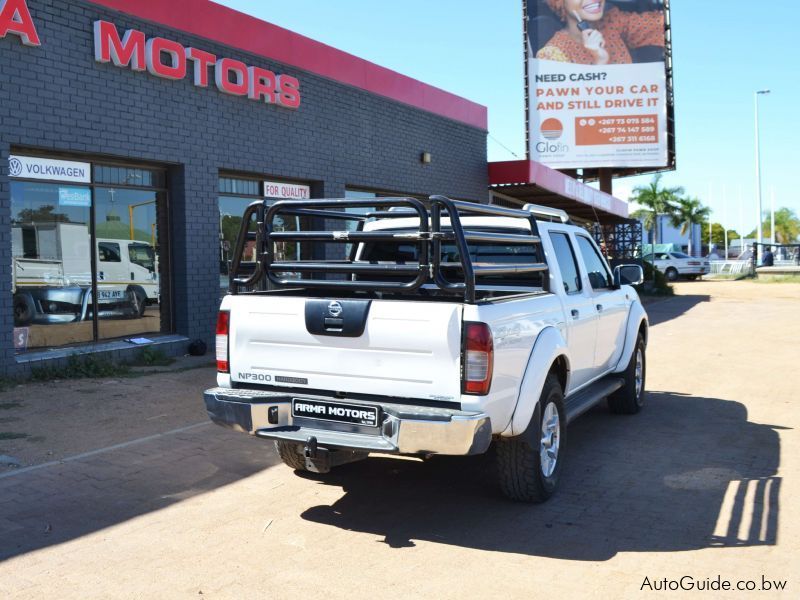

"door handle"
[596, 304, 604, 312]
[571, 309, 579, 319]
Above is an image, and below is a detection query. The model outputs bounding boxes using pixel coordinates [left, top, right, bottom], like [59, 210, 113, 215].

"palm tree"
[747, 208, 800, 244]
[670, 196, 711, 257]
[630, 174, 684, 251]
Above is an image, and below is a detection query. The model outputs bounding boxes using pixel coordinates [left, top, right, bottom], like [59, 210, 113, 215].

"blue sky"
[215, 0, 798, 234]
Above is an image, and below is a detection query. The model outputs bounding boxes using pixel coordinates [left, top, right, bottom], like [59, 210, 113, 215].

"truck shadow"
[299, 391, 784, 561]
[646, 294, 710, 327]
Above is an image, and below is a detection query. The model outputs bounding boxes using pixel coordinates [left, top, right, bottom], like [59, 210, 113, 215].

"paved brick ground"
[0, 281, 798, 598]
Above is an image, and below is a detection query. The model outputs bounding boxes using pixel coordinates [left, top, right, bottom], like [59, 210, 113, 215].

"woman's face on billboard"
[564, 0, 606, 22]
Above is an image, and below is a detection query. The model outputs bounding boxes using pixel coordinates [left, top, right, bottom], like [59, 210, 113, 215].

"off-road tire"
[275, 441, 308, 471]
[128, 285, 148, 318]
[13, 293, 35, 326]
[608, 333, 646, 415]
[665, 267, 679, 282]
[496, 374, 565, 503]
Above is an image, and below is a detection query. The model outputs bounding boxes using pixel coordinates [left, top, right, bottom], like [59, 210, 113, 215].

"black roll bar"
[227, 195, 550, 302]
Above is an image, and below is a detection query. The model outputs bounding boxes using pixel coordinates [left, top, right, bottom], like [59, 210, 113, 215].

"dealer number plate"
[292, 398, 380, 428]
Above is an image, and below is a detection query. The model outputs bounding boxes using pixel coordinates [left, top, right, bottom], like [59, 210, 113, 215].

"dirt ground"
[0, 357, 214, 470]
[1, 280, 798, 598]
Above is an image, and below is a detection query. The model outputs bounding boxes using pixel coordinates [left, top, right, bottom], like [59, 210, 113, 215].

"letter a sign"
[0, 0, 41, 46]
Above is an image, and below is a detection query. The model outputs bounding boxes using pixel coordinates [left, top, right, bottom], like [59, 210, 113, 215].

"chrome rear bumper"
[204, 387, 492, 456]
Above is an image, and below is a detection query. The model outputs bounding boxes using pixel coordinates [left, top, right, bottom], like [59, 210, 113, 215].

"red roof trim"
[489, 160, 629, 219]
[86, 0, 488, 130]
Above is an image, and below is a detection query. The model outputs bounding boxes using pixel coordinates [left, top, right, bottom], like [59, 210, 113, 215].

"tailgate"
[227, 296, 463, 402]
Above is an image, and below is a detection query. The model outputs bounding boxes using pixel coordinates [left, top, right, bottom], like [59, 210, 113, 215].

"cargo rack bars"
[228, 196, 563, 303]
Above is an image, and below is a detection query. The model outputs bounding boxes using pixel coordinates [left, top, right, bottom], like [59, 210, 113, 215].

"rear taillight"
[463, 322, 493, 395]
[216, 310, 230, 373]
[688, 261, 701, 266]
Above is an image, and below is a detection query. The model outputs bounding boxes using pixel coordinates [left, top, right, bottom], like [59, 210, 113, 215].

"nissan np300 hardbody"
[205, 197, 648, 502]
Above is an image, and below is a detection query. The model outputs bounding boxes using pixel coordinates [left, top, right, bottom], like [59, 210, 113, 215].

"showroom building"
[0, 0, 489, 375]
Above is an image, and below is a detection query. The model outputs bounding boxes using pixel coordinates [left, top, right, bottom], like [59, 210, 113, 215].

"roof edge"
[489, 160, 629, 220]
[86, 0, 488, 130]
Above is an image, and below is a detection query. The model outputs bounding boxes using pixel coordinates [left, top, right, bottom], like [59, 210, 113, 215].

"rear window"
[671, 252, 690, 259]
[359, 228, 544, 288]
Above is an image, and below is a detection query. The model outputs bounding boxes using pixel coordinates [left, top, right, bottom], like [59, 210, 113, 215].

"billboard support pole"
[599, 169, 613, 195]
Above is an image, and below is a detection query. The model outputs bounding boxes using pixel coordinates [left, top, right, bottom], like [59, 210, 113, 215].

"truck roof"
[364, 215, 536, 232]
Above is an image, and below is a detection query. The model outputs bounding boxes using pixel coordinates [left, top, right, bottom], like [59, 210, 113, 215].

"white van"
[12, 222, 159, 326]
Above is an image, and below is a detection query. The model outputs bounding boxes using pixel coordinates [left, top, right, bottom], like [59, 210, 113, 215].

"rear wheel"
[686, 274, 698, 281]
[608, 334, 646, 414]
[275, 441, 308, 471]
[665, 267, 679, 282]
[13, 293, 35, 326]
[496, 374, 565, 503]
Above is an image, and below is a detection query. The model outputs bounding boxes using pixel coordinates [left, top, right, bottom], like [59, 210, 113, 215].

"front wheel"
[608, 333, 646, 414]
[496, 374, 565, 503]
[127, 286, 148, 318]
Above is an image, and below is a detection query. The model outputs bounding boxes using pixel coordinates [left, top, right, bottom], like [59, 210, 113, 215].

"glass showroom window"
[92, 183, 167, 341]
[219, 177, 262, 295]
[9, 160, 169, 354]
[218, 176, 306, 294]
[11, 181, 94, 350]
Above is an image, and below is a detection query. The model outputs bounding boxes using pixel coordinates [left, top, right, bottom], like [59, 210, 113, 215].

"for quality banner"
[526, 0, 669, 169]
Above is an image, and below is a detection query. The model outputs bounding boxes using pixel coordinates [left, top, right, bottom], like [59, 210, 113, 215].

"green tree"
[670, 196, 710, 256]
[630, 174, 684, 246]
[702, 223, 741, 251]
[747, 208, 800, 244]
[13, 205, 72, 224]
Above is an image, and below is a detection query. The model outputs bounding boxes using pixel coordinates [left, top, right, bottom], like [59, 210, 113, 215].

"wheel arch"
[501, 326, 570, 438]
[614, 301, 649, 373]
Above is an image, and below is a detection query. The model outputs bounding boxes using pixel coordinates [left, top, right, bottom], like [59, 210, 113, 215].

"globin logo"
[540, 118, 564, 141]
[0, 0, 41, 46]
[93, 20, 301, 109]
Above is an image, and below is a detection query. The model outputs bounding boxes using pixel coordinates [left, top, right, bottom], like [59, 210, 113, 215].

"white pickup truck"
[205, 197, 648, 502]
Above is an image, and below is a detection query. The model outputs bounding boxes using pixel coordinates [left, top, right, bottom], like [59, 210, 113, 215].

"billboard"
[525, 0, 670, 170]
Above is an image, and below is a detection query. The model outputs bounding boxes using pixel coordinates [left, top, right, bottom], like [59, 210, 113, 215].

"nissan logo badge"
[327, 301, 343, 318]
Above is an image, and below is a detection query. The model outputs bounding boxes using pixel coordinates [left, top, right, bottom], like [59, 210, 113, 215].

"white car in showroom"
[652, 251, 710, 281]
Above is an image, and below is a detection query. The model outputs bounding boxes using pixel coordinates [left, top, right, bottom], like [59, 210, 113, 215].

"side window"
[98, 242, 121, 263]
[548, 232, 582, 294]
[576, 236, 613, 290]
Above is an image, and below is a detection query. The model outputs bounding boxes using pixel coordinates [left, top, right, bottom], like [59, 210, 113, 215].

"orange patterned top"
[537, 7, 664, 64]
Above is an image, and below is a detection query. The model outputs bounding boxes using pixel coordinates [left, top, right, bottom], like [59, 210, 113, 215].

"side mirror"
[614, 264, 644, 287]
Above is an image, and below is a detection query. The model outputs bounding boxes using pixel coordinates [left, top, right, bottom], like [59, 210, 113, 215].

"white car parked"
[652, 252, 710, 281]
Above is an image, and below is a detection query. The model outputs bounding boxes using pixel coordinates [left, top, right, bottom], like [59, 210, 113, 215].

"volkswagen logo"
[327, 301, 343, 318]
[8, 157, 23, 178]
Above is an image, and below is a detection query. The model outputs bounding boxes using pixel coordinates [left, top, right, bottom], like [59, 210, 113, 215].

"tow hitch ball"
[304, 436, 332, 474]
[302, 436, 368, 473]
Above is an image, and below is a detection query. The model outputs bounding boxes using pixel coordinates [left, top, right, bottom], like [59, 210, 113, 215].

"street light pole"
[754, 89, 770, 260]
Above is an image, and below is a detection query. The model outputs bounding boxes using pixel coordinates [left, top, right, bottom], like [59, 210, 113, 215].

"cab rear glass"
[359, 228, 544, 287]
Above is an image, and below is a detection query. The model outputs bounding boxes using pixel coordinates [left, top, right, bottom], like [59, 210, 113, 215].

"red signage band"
[93, 20, 301, 109]
[0, 0, 41, 46]
[86, 0, 487, 130]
